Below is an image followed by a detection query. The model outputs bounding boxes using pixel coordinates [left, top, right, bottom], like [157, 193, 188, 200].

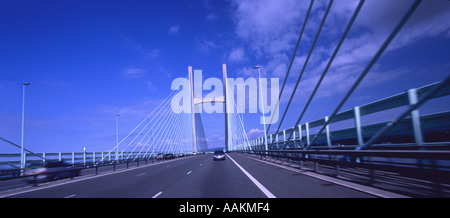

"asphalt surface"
[3, 153, 376, 198]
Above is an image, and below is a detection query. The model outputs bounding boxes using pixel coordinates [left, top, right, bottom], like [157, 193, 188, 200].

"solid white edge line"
[226, 154, 276, 198]
[152, 191, 163, 198]
[237, 153, 409, 198]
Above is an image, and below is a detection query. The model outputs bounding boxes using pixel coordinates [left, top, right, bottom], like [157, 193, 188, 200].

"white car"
[22, 161, 81, 182]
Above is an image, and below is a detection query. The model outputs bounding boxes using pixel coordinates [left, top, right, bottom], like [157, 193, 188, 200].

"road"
[3, 153, 376, 198]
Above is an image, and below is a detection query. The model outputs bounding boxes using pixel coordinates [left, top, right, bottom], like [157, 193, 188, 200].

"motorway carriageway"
[2, 153, 379, 198]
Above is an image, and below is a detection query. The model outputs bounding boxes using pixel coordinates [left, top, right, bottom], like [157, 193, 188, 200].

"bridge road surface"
[4, 153, 375, 198]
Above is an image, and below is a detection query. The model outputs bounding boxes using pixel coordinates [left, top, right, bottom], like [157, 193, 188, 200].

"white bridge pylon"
[188, 64, 230, 153]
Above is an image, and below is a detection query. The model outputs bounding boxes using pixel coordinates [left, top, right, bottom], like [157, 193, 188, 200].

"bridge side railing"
[235, 149, 450, 190]
[0, 151, 169, 180]
[246, 82, 450, 150]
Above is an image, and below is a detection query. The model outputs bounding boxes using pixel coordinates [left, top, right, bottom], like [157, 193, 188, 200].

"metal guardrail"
[236, 149, 450, 196]
[0, 154, 185, 184]
[247, 82, 450, 150]
[0, 151, 154, 169]
[0, 151, 181, 181]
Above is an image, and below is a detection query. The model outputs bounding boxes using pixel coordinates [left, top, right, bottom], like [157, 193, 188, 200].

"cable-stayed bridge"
[1, 0, 450, 198]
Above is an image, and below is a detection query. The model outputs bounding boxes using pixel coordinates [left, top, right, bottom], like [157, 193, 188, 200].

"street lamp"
[21, 82, 30, 169]
[116, 114, 120, 161]
[254, 66, 269, 153]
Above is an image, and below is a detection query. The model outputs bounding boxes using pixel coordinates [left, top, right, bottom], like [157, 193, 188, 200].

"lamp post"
[21, 82, 30, 169]
[254, 66, 268, 153]
[116, 114, 120, 161]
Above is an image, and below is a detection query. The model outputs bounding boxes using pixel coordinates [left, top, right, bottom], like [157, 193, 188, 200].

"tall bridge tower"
[188, 64, 230, 153]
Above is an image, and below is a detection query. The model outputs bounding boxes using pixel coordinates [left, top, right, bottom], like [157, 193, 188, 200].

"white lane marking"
[226, 154, 276, 198]
[136, 173, 146, 177]
[152, 191, 163, 198]
[237, 154, 409, 198]
[64, 194, 76, 198]
[187, 171, 192, 175]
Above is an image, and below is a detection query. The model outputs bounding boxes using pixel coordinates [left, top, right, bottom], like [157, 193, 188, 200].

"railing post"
[325, 116, 332, 147]
[24, 153, 27, 168]
[305, 122, 310, 147]
[335, 155, 340, 177]
[298, 125, 302, 140]
[354, 107, 364, 147]
[408, 89, 424, 145]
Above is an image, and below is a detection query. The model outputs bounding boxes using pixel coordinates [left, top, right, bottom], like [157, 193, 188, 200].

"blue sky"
[1, 0, 450, 153]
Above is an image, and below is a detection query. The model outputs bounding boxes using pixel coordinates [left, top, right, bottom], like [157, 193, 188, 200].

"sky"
[1, 0, 450, 153]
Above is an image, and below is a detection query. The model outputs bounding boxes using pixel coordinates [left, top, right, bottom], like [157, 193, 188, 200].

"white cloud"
[247, 128, 265, 139]
[232, 0, 305, 57]
[122, 67, 148, 78]
[206, 13, 218, 21]
[121, 35, 161, 59]
[228, 47, 246, 62]
[196, 39, 218, 53]
[168, 24, 180, 35]
[144, 49, 161, 59]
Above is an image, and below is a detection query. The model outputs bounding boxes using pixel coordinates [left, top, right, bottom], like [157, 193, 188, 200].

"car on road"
[21, 161, 82, 183]
[156, 153, 164, 160]
[213, 150, 225, 161]
[164, 153, 174, 160]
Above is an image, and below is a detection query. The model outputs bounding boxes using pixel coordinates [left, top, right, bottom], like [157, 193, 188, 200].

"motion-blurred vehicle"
[213, 150, 225, 161]
[21, 161, 82, 183]
[177, 153, 185, 158]
[156, 153, 164, 160]
[164, 153, 174, 159]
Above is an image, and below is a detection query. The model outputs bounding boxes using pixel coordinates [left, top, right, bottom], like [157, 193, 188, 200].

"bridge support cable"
[99, 76, 193, 163]
[131, 110, 175, 160]
[167, 113, 186, 154]
[265, 0, 315, 134]
[281, 0, 365, 150]
[131, 95, 182, 160]
[306, 0, 423, 149]
[0, 137, 46, 161]
[236, 112, 251, 151]
[271, 0, 334, 145]
[156, 108, 186, 156]
[140, 86, 192, 158]
[141, 107, 190, 159]
[124, 102, 177, 160]
[99, 89, 177, 163]
[120, 88, 181, 161]
[227, 82, 252, 151]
